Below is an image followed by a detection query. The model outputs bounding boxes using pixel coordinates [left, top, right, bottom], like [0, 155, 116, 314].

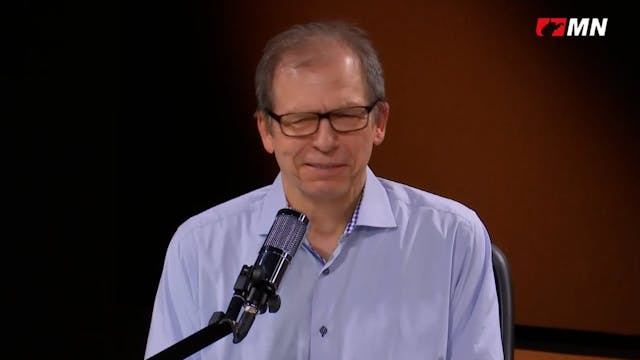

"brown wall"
[218, 1, 638, 335]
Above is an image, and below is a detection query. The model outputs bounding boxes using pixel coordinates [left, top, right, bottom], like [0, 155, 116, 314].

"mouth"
[305, 163, 345, 169]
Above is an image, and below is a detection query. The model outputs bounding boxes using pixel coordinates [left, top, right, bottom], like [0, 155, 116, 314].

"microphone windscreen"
[263, 208, 308, 256]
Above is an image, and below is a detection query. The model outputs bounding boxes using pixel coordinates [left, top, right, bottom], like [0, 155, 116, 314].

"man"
[145, 21, 503, 359]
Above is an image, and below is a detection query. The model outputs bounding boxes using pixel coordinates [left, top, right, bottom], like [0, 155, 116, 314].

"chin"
[300, 181, 350, 200]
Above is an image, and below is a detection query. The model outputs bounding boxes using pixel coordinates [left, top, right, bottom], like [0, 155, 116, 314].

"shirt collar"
[356, 166, 397, 228]
[254, 172, 288, 235]
[254, 166, 397, 235]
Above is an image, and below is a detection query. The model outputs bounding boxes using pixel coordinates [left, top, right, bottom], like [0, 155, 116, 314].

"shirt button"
[322, 268, 330, 275]
[319, 325, 328, 337]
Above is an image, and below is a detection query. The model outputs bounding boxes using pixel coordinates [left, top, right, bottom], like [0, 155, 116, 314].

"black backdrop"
[24, 1, 275, 358]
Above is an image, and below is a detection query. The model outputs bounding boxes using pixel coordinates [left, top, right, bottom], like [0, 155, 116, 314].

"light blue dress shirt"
[145, 167, 503, 359]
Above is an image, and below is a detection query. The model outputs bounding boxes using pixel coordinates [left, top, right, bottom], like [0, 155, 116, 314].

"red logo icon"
[536, 18, 567, 37]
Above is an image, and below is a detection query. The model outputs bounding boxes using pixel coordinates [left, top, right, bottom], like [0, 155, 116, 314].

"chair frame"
[492, 243, 514, 360]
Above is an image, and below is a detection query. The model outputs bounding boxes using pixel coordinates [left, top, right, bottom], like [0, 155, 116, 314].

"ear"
[372, 101, 389, 146]
[256, 111, 275, 154]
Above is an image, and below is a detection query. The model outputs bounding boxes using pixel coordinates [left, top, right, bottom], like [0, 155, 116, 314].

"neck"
[296, 192, 361, 236]
[283, 176, 365, 260]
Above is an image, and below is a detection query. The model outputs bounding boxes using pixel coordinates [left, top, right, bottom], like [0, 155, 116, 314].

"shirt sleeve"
[447, 214, 504, 360]
[144, 227, 201, 360]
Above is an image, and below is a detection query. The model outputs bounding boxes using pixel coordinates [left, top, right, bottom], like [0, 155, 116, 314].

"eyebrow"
[279, 102, 368, 114]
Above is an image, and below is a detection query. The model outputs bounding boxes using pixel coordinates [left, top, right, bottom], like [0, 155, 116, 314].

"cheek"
[272, 139, 306, 166]
[351, 134, 376, 156]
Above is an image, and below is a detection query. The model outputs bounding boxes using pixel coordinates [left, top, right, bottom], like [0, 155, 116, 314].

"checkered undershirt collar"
[344, 187, 364, 235]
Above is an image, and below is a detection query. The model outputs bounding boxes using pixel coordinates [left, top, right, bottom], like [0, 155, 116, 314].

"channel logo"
[536, 18, 608, 37]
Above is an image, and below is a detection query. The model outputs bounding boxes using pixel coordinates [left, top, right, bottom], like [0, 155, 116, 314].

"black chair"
[492, 243, 514, 360]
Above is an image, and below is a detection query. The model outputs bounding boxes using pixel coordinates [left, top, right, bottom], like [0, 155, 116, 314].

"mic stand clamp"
[215, 264, 282, 343]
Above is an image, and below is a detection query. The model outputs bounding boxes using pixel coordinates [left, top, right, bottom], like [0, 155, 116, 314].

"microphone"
[149, 209, 309, 360]
[214, 208, 309, 343]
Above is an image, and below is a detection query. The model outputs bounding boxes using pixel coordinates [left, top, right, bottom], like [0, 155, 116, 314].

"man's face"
[257, 42, 388, 203]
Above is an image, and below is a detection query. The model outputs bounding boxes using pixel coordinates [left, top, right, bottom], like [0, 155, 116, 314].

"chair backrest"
[492, 243, 514, 360]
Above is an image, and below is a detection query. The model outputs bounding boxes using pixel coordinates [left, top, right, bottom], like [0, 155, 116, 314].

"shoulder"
[157, 184, 277, 291]
[377, 177, 492, 270]
[179, 184, 270, 231]
[377, 177, 483, 228]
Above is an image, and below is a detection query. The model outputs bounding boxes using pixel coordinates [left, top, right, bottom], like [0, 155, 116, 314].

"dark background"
[23, 0, 638, 358]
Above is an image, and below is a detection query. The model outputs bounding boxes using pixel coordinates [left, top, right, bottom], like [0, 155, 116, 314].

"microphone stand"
[147, 263, 281, 360]
[145, 315, 233, 360]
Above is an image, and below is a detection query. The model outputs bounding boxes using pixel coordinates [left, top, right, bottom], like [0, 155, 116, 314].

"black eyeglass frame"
[265, 99, 380, 137]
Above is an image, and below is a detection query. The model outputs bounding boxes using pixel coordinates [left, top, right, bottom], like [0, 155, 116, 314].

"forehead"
[278, 37, 358, 68]
[271, 39, 367, 110]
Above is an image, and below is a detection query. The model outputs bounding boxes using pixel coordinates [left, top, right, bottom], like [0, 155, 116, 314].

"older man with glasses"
[145, 20, 504, 360]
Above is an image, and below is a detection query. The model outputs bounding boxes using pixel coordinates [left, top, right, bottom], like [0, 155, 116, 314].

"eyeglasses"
[266, 100, 380, 137]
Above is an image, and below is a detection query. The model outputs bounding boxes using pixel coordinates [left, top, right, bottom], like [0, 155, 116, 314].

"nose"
[312, 116, 338, 152]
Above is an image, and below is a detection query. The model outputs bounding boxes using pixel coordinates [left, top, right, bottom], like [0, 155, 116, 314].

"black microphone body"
[222, 208, 309, 343]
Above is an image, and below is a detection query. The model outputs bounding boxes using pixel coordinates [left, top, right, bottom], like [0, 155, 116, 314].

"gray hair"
[254, 20, 385, 111]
